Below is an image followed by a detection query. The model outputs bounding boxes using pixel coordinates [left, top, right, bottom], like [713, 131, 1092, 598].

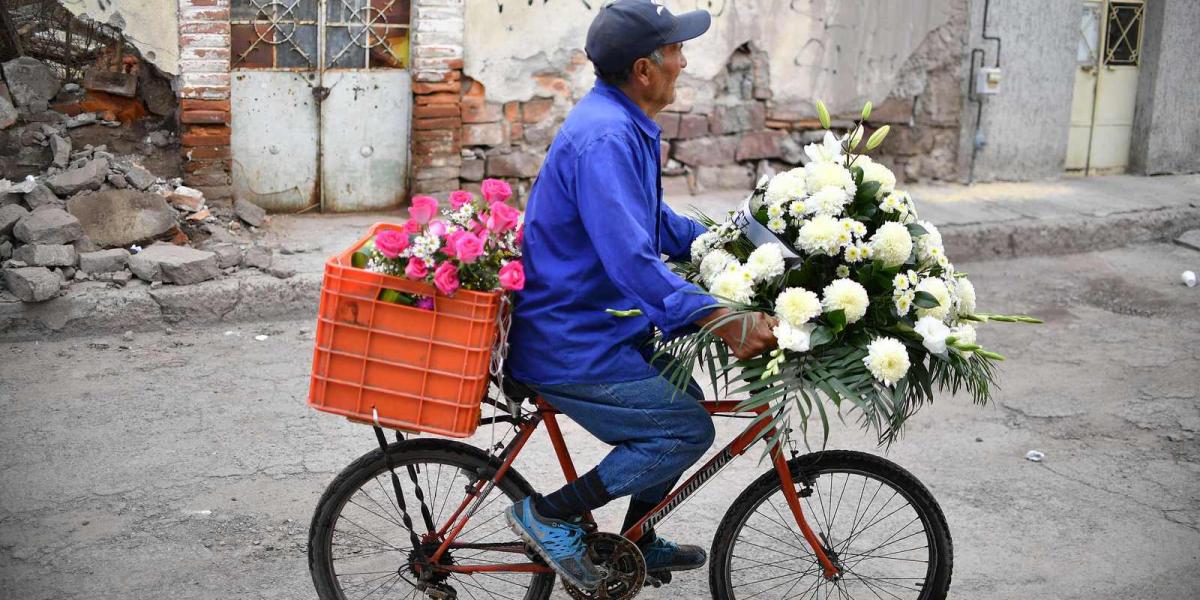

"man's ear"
[631, 57, 654, 87]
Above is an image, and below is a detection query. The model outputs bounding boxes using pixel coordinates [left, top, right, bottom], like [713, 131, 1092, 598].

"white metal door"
[1066, 0, 1146, 175]
[230, 0, 412, 212]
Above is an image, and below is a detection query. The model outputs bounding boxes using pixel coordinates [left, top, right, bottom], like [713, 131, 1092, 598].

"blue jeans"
[531, 357, 715, 508]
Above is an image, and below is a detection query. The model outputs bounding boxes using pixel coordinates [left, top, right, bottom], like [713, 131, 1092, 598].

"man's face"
[646, 42, 686, 108]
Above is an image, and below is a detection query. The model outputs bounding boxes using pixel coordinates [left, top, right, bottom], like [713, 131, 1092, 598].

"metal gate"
[1066, 0, 1146, 175]
[230, 0, 412, 212]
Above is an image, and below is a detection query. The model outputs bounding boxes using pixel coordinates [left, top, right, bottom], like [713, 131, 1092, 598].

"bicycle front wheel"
[709, 450, 953, 600]
[308, 438, 555, 600]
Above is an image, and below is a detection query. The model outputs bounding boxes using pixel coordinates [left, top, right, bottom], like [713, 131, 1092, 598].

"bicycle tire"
[708, 450, 953, 600]
[308, 438, 555, 600]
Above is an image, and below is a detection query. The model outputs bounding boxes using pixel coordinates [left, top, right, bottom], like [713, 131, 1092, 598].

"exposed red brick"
[184, 173, 232, 187]
[413, 129, 459, 143]
[181, 99, 231, 112]
[179, 86, 231, 100]
[186, 146, 232, 160]
[181, 7, 229, 20]
[184, 158, 230, 174]
[180, 22, 229, 35]
[461, 97, 501, 124]
[463, 80, 485, 99]
[181, 125, 231, 147]
[795, 119, 823, 129]
[522, 98, 554, 123]
[534, 75, 571, 99]
[413, 81, 461, 95]
[765, 119, 795, 130]
[415, 92, 460, 106]
[414, 103, 462, 119]
[503, 102, 519, 122]
[414, 117, 463, 130]
[181, 110, 230, 124]
[181, 0, 225, 6]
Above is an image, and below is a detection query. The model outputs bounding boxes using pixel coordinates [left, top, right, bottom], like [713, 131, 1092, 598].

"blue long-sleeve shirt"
[507, 81, 712, 385]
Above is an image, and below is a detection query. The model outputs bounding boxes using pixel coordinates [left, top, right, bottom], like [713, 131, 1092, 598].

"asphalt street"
[1, 242, 1198, 599]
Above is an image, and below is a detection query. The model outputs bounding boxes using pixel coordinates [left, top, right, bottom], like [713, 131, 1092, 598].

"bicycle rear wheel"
[308, 438, 555, 600]
[709, 450, 952, 600]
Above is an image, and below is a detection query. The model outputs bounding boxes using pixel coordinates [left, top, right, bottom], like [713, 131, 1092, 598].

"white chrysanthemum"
[836, 265, 851, 278]
[709, 266, 755, 304]
[893, 273, 911, 290]
[860, 161, 896, 199]
[850, 221, 868, 238]
[914, 315, 951, 355]
[914, 277, 952, 320]
[915, 221, 943, 263]
[775, 287, 821, 326]
[844, 244, 864, 263]
[774, 321, 816, 353]
[951, 323, 977, 357]
[806, 187, 851, 216]
[804, 130, 845, 164]
[880, 194, 902, 214]
[767, 217, 787, 233]
[746, 244, 786, 283]
[955, 277, 977, 316]
[764, 169, 807, 205]
[690, 231, 718, 263]
[864, 337, 911, 386]
[894, 289, 915, 316]
[788, 200, 807, 218]
[937, 255, 952, 271]
[869, 222, 914, 268]
[766, 202, 785, 219]
[796, 215, 844, 255]
[805, 161, 856, 196]
[822, 278, 869, 324]
[699, 249, 738, 286]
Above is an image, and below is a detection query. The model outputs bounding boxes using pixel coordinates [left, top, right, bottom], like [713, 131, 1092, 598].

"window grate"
[1104, 1, 1143, 67]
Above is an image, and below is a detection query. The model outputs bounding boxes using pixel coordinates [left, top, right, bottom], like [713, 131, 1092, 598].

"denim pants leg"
[532, 361, 714, 509]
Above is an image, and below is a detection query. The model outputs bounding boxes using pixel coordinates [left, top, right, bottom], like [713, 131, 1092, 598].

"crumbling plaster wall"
[61, 0, 180, 75]
[1130, 0, 1200, 175]
[464, 0, 953, 114]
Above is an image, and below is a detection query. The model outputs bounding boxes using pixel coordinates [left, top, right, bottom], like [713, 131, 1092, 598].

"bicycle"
[307, 382, 953, 600]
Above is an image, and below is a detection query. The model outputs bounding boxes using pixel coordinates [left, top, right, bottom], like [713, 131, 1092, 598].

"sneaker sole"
[504, 507, 603, 592]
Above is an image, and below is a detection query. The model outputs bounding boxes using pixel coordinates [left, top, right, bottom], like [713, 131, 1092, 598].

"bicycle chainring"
[562, 532, 646, 600]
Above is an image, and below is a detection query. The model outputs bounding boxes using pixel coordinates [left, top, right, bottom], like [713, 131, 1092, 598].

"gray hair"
[595, 48, 665, 86]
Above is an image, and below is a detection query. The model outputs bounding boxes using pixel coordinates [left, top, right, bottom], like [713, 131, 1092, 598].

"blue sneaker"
[640, 535, 707, 572]
[505, 497, 606, 590]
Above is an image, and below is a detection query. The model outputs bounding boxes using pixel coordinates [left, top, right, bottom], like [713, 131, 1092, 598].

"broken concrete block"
[2, 266, 61, 302]
[127, 243, 219, 285]
[234, 198, 267, 228]
[120, 163, 157, 191]
[49, 134, 71, 168]
[13, 244, 76, 267]
[12, 208, 84, 245]
[0, 238, 11, 260]
[201, 242, 241, 269]
[167, 186, 205, 211]
[66, 189, 176, 248]
[64, 112, 97, 129]
[0, 95, 16, 129]
[1174, 229, 1200, 252]
[45, 158, 109, 196]
[0, 204, 29, 236]
[240, 245, 273, 269]
[79, 248, 131, 274]
[107, 173, 129, 189]
[1, 57, 61, 108]
[23, 183, 61, 210]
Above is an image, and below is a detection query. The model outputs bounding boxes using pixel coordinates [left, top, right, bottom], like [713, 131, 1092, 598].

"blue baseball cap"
[585, 0, 711, 74]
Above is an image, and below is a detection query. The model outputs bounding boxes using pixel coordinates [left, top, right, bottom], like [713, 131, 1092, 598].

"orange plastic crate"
[308, 223, 502, 438]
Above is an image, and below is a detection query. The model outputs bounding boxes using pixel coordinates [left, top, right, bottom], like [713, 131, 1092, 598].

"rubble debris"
[234, 198, 267, 228]
[23, 183, 60, 210]
[106, 173, 128, 189]
[2, 266, 61, 302]
[201, 242, 242, 269]
[167, 186, 204, 212]
[240, 246, 272, 270]
[127, 242, 219, 285]
[1174, 229, 1200, 252]
[0, 95, 15, 129]
[49, 133, 71, 167]
[1, 57, 61, 109]
[117, 161, 157, 191]
[12, 244, 76, 267]
[0, 204, 28, 235]
[12, 207, 84, 245]
[67, 189, 176, 248]
[45, 157, 108, 195]
[79, 248, 130, 274]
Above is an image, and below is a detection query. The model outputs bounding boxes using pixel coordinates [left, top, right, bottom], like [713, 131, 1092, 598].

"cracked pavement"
[1, 242, 1198, 599]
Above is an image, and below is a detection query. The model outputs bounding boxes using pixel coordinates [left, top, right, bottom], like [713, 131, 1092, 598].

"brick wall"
[410, 0, 466, 196]
[177, 0, 232, 202]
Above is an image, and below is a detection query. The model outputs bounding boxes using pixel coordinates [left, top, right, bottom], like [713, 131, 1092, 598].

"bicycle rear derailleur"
[562, 532, 646, 600]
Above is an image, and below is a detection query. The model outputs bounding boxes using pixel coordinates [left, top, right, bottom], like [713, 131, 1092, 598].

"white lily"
[804, 130, 846, 164]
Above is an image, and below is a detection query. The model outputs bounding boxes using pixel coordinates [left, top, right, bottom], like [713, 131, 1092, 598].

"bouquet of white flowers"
[660, 101, 1039, 447]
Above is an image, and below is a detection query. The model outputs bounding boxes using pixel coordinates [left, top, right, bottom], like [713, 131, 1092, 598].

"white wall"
[61, 0, 180, 74]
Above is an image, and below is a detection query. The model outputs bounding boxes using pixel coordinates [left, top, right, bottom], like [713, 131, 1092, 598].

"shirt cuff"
[660, 283, 719, 337]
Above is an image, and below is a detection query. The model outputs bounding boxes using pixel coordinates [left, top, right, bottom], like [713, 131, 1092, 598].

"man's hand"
[697, 308, 778, 360]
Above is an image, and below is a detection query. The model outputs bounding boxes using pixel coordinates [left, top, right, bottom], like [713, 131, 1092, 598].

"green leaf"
[912, 291, 941, 309]
[826, 309, 847, 333]
[378, 289, 414, 305]
[906, 222, 929, 237]
[851, 166, 864, 186]
[351, 251, 370, 269]
[809, 325, 834, 348]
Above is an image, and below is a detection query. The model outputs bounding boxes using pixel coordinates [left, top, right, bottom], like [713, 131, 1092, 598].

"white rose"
[746, 244, 786, 283]
[913, 315, 951, 356]
[774, 321, 816, 353]
[868, 222, 914, 268]
[864, 337, 911, 386]
[822, 278, 870, 324]
[775, 287, 822, 327]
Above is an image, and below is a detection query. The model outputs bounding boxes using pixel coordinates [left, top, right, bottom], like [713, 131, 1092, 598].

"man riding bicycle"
[504, 0, 778, 591]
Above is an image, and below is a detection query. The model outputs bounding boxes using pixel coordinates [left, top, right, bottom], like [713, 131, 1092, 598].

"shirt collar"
[593, 80, 661, 140]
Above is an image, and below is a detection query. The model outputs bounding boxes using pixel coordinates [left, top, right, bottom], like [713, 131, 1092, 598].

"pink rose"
[453, 232, 485, 264]
[471, 219, 487, 236]
[498, 261, 525, 291]
[405, 257, 428, 280]
[374, 229, 409, 259]
[402, 219, 421, 234]
[433, 262, 460, 296]
[449, 190, 474, 209]
[515, 224, 524, 247]
[415, 296, 435, 311]
[481, 179, 513, 205]
[442, 230, 464, 258]
[410, 195, 439, 224]
[486, 201, 520, 234]
[428, 220, 448, 238]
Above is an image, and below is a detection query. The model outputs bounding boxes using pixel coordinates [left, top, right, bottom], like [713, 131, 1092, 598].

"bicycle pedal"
[644, 571, 672, 587]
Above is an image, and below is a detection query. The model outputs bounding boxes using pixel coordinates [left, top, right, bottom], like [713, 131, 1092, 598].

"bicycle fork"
[770, 445, 842, 581]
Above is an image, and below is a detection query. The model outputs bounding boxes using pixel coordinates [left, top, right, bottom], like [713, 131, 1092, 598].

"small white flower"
[844, 245, 863, 263]
[822, 278, 870, 324]
[951, 323, 977, 357]
[788, 200, 807, 218]
[774, 321, 816, 353]
[775, 287, 822, 326]
[690, 231, 718, 263]
[805, 161, 856, 197]
[913, 315, 951, 356]
[869, 222, 914, 268]
[914, 277, 952, 320]
[766, 203, 785, 219]
[767, 217, 788, 233]
[709, 266, 755, 304]
[864, 337, 911, 386]
[797, 215, 843, 255]
[851, 221, 868, 238]
[700, 249, 738, 287]
[894, 291, 914, 316]
[915, 221, 944, 263]
[836, 265, 851, 278]
[746, 244, 786, 283]
[764, 169, 808, 205]
[955, 277, 977, 316]
[893, 273, 911, 290]
[880, 195, 902, 214]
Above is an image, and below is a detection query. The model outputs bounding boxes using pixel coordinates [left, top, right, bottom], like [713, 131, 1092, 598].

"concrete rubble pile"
[1, 57, 285, 304]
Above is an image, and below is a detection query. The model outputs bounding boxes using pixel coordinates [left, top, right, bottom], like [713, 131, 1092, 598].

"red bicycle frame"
[423, 397, 841, 581]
